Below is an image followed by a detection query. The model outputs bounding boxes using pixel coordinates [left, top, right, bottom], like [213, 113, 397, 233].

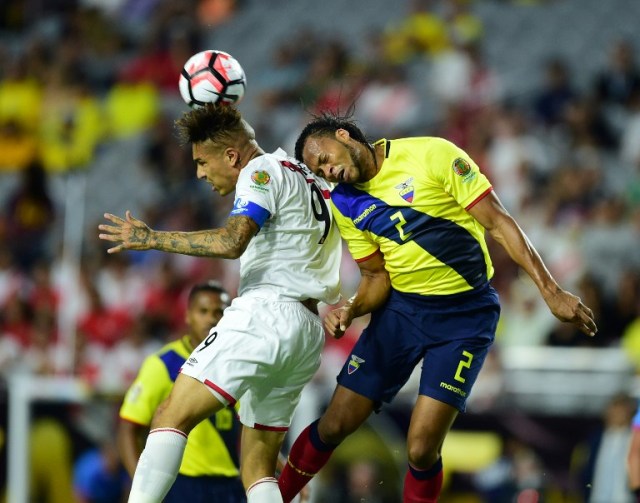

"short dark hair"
[188, 280, 230, 307]
[294, 113, 371, 162]
[175, 103, 250, 147]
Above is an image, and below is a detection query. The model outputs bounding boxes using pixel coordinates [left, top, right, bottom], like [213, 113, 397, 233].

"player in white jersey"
[98, 103, 342, 503]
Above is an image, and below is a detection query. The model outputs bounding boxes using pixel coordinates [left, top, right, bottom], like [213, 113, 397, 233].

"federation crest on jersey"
[347, 354, 365, 375]
[395, 177, 414, 203]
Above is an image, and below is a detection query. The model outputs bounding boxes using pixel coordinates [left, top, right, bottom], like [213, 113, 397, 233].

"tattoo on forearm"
[152, 216, 257, 258]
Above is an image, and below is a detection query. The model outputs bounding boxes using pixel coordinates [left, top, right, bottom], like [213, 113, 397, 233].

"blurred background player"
[117, 280, 246, 503]
[630, 400, 640, 503]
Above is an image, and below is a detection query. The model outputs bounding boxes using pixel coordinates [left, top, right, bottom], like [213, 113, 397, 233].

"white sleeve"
[230, 157, 281, 228]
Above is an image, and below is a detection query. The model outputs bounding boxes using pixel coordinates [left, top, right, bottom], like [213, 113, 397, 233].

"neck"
[362, 142, 384, 181]
[182, 334, 197, 352]
[243, 141, 265, 165]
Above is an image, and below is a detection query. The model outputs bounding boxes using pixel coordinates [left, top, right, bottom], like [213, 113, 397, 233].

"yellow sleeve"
[331, 200, 379, 262]
[429, 138, 492, 209]
[119, 355, 171, 426]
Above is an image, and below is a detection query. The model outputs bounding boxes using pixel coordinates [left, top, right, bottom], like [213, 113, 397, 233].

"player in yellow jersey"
[278, 114, 598, 503]
[117, 281, 246, 502]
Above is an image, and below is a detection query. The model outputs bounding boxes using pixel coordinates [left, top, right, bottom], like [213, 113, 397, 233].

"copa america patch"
[347, 354, 365, 375]
[251, 170, 271, 185]
[452, 157, 472, 177]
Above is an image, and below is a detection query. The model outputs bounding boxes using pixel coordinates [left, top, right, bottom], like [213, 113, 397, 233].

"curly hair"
[175, 103, 253, 148]
[294, 112, 372, 162]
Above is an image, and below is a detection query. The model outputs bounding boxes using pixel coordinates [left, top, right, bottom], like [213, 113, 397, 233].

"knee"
[407, 437, 441, 469]
[151, 395, 197, 433]
[317, 410, 363, 445]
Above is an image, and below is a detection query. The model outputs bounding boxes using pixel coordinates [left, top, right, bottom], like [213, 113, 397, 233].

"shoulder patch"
[452, 158, 471, 177]
[251, 170, 271, 185]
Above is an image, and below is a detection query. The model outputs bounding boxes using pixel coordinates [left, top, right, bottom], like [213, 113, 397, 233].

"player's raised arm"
[99, 211, 258, 259]
[467, 190, 597, 337]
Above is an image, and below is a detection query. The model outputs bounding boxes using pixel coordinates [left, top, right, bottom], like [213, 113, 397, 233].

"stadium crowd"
[1, 0, 640, 501]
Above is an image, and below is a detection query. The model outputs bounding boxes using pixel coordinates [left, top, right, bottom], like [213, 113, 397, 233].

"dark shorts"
[164, 473, 246, 503]
[336, 283, 500, 412]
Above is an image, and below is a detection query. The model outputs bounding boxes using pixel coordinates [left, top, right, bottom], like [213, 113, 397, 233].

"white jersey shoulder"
[232, 149, 341, 305]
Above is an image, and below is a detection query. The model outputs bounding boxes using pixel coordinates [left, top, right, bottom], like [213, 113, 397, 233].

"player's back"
[234, 149, 341, 305]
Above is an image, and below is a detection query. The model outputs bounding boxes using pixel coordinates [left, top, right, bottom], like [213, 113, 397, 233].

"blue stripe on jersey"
[332, 185, 487, 289]
[159, 350, 185, 382]
[230, 199, 270, 228]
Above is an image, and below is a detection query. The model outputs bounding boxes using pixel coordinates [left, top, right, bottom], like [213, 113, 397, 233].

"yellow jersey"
[331, 137, 494, 296]
[120, 336, 240, 477]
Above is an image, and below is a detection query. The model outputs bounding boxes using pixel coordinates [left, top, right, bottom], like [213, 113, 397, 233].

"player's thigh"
[152, 373, 225, 431]
[239, 426, 287, 487]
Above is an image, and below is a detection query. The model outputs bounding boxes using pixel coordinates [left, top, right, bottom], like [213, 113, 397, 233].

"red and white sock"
[247, 477, 282, 502]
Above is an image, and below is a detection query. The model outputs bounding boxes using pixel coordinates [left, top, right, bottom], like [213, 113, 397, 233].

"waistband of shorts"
[237, 291, 319, 315]
[300, 298, 319, 315]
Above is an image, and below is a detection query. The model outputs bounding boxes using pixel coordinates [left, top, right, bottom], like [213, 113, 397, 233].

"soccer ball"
[179, 50, 246, 108]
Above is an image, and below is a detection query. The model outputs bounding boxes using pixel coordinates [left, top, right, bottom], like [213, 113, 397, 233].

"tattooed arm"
[98, 210, 258, 259]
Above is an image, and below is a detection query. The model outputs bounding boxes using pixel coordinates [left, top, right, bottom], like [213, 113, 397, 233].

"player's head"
[294, 113, 376, 184]
[176, 103, 259, 196]
[185, 280, 230, 344]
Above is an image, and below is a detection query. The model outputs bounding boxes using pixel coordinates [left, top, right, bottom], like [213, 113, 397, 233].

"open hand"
[98, 211, 154, 254]
[545, 288, 597, 337]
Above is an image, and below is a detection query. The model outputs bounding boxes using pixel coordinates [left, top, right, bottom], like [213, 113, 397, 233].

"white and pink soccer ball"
[179, 50, 246, 108]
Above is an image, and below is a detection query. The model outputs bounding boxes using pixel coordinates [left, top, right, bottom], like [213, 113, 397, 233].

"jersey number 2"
[390, 210, 412, 241]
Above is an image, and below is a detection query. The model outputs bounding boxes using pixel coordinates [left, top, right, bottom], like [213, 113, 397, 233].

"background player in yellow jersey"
[117, 281, 246, 503]
[278, 114, 598, 503]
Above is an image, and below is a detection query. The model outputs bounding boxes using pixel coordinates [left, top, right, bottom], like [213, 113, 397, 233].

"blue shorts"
[164, 473, 246, 503]
[336, 283, 500, 412]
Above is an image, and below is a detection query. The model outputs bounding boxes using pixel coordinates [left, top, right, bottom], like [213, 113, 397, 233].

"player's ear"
[335, 128, 350, 143]
[224, 147, 240, 167]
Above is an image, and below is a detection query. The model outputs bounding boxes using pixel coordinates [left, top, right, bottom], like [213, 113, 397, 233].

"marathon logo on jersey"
[452, 158, 477, 183]
[231, 197, 249, 215]
[187, 357, 198, 366]
[395, 177, 414, 203]
[347, 354, 365, 375]
[353, 204, 377, 224]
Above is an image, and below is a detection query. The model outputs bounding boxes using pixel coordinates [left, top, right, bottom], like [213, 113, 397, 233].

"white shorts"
[181, 295, 324, 430]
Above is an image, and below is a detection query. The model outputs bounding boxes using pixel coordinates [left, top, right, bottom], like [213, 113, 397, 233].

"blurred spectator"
[2, 161, 56, 271]
[0, 55, 42, 131]
[76, 279, 133, 348]
[594, 39, 640, 108]
[627, 402, 640, 503]
[0, 120, 38, 171]
[532, 57, 577, 128]
[74, 442, 129, 503]
[383, 0, 450, 64]
[472, 437, 547, 503]
[103, 74, 160, 139]
[30, 417, 76, 503]
[578, 393, 636, 503]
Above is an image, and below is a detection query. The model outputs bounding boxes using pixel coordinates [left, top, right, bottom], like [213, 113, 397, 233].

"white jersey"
[229, 148, 341, 305]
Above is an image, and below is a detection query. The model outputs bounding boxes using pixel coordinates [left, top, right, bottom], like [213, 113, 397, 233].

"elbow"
[226, 240, 249, 259]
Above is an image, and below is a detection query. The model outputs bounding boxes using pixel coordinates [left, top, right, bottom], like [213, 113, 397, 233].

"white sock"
[246, 477, 282, 503]
[128, 428, 187, 503]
